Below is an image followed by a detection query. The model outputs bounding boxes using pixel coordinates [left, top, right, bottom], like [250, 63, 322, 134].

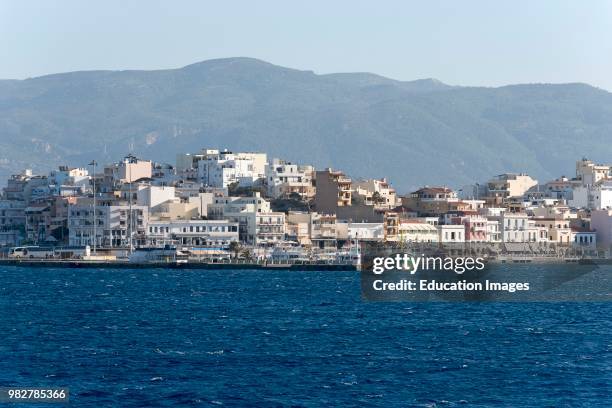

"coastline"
[1, 256, 611, 270]
[0, 259, 358, 271]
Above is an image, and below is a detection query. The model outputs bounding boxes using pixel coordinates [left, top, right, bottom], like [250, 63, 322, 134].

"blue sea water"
[0, 266, 610, 407]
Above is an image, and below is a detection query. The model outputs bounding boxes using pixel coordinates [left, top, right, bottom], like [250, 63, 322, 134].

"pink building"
[451, 212, 488, 242]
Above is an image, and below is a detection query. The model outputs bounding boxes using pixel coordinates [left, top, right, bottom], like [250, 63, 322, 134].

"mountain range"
[1, 57, 612, 192]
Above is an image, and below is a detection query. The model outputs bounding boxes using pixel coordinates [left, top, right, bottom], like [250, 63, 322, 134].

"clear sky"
[1, 0, 611, 90]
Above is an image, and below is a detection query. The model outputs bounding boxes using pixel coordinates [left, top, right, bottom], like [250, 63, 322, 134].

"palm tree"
[372, 191, 385, 205]
[229, 241, 241, 259]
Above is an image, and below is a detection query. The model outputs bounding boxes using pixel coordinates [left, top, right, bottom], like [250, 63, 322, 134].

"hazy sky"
[2, 0, 611, 90]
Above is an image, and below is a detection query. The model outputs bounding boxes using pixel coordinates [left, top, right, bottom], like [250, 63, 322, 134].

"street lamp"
[89, 160, 97, 255]
[124, 154, 136, 253]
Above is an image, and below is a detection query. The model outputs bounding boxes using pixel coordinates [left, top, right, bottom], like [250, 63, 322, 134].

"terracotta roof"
[390, 205, 417, 213]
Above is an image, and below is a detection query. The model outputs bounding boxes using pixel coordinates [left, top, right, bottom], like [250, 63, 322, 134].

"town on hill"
[2, 148, 612, 263]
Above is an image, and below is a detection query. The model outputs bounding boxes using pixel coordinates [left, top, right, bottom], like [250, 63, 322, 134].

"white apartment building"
[347, 222, 384, 241]
[265, 158, 315, 200]
[208, 193, 284, 244]
[310, 213, 339, 249]
[486, 219, 501, 243]
[438, 224, 465, 243]
[499, 213, 547, 243]
[176, 152, 207, 173]
[147, 219, 238, 248]
[104, 156, 153, 185]
[576, 158, 612, 186]
[255, 212, 286, 245]
[48, 166, 90, 197]
[532, 218, 572, 244]
[198, 149, 267, 188]
[570, 181, 612, 210]
[68, 198, 148, 248]
[486, 173, 538, 204]
[148, 193, 214, 221]
[353, 178, 399, 209]
[174, 153, 200, 180]
[137, 186, 176, 210]
[285, 212, 341, 248]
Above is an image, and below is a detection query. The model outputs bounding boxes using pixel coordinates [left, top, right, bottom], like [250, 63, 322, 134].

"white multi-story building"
[104, 156, 152, 185]
[136, 186, 176, 210]
[68, 198, 149, 248]
[486, 219, 501, 243]
[146, 219, 238, 248]
[570, 181, 612, 210]
[498, 213, 546, 243]
[285, 211, 340, 248]
[265, 158, 314, 200]
[576, 158, 612, 186]
[47, 166, 90, 197]
[353, 178, 399, 209]
[347, 222, 384, 241]
[531, 217, 572, 244]
[208, 193, 284, 244]
[49, 166, 89, 185]
[486, 173, 538, 205]
[176, 152, 205, 173]
[149, 193, 214, 221]
[198, 149, 267, 188]
[255, 212, 286, 245]
[438, 224, 465, 243]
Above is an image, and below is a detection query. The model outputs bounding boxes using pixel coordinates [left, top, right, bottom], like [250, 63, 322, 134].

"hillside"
[1, 57, 611, 192]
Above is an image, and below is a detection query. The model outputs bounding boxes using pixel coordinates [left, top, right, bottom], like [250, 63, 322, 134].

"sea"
[0, 266, 610, 407]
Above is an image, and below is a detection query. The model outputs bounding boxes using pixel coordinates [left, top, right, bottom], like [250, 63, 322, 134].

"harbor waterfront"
[0, 265, 610, 407]
[0, 258, 357, 271]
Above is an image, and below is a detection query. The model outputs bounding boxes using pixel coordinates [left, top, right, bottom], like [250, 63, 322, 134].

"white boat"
[129, 246, 189, 264]
[269, 246, 310, 263]
[335, 246, 361, 266]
